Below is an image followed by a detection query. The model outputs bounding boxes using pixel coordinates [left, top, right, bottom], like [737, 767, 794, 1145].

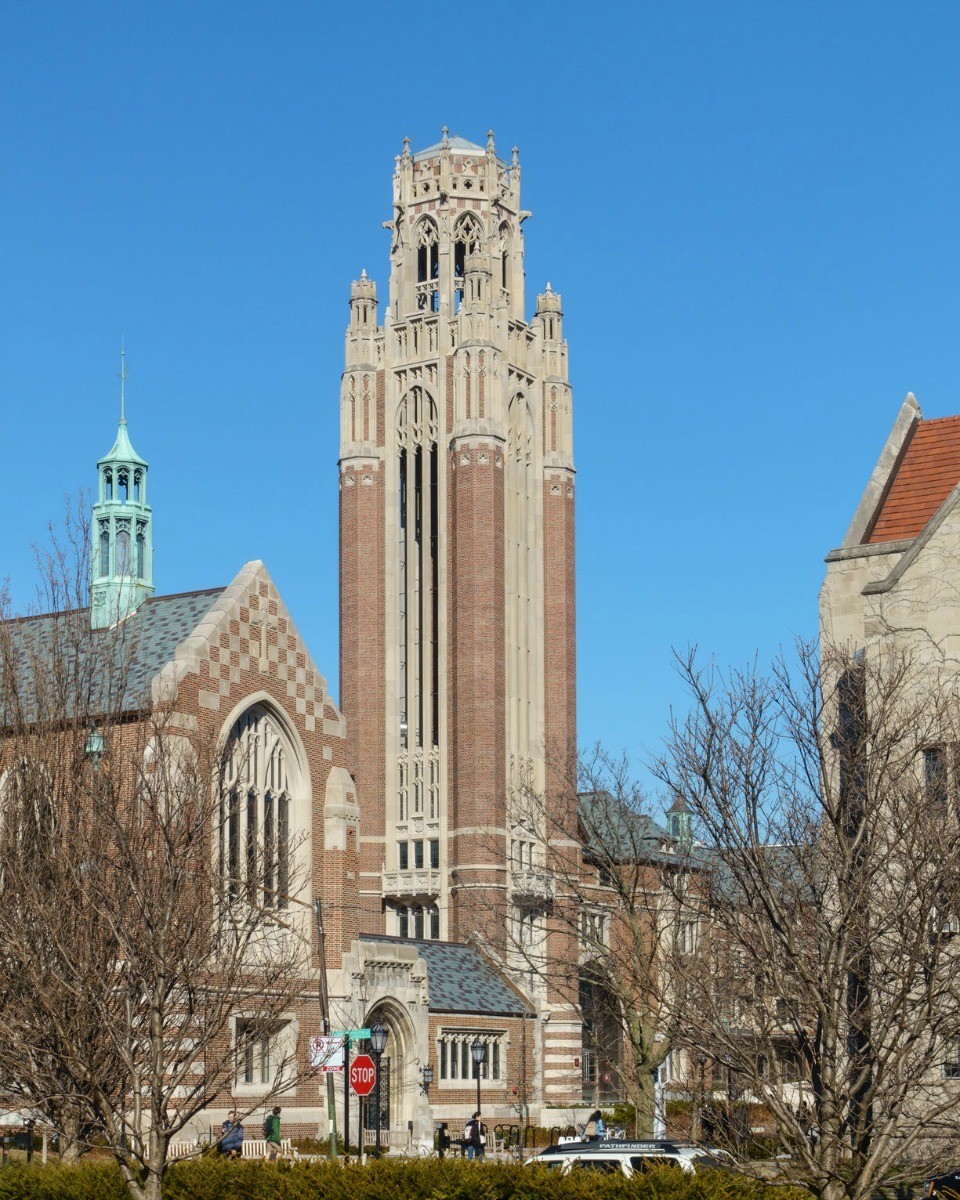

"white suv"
[528, 1139, 732, 1178]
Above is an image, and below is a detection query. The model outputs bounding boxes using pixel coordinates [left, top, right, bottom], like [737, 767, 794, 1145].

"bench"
[242, 1137, 295, 1159]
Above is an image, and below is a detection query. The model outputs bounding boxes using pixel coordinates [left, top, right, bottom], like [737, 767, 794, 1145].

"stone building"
[338, 129, 582, 1119]
[821, 391, 960, 667]
[3, 132, 599, 1146]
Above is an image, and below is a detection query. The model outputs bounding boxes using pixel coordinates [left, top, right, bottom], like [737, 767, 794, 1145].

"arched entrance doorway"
[363, 1002, 420, 1141]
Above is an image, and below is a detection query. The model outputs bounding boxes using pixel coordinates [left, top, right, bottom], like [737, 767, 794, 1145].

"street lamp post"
[471, 1038, 487, 1129]
[370, 1019, 388, 1159]
[421, 1064, 434, 1095]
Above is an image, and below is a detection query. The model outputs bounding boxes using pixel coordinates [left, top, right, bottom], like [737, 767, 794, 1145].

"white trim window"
[233, 1015, 297, 1096]
[438, 1031, 505, 1084]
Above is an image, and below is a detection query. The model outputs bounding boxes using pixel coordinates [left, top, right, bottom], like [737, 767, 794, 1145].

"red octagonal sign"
[350, 1053, 377, 1096]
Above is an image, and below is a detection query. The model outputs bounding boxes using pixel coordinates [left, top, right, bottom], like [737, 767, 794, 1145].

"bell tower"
[91, 351, 154, 629]
[339, 131, 576, 976]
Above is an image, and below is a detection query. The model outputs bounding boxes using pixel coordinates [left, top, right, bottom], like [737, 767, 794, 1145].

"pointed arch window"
[104, 469, 113, 501]
[416, 219, 439, 313]
[136, 525, 146, 579]
[396, 388, 439, 828]
[99, 522, 111, 578]
[220, 705, 299, 910]
[454, 214, 483, 311]
[115, 523, 131, 576]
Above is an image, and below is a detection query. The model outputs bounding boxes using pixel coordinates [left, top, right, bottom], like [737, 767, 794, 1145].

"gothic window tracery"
[115, 521, 131, 576]
[396, 387, 441, 845]
[506, 397, 535, 771]
[220, 705, 298, 909]
[416, 219, 439, 313]
[454, 214, 484, 311]
[99, 522, 110, 577]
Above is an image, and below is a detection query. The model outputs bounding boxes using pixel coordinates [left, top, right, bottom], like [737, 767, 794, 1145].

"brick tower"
[339, 131, 576, 978]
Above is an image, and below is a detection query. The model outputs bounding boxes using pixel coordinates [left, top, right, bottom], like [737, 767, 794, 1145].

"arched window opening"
[453, 215, 483, 312]
[136, 528, 146, 578]
[133, 470, 142, 502]
[104, 469, 113, 500]
[499, 222, 511, 295]
[396, 388, 439, 828]
[506, 398, 535, 772]
[115, 526, 131, 576]
[416, 220, 439, 313]
[118, 470, 129, 503]
[220, 706, 298, 911]
[99, 523, 110, 577]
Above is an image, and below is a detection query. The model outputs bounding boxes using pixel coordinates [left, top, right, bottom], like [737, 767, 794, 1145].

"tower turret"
[90, 353, 154, 629]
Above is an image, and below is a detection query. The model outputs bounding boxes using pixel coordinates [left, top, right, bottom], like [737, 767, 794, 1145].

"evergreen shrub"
[0, 1155, 810, 1200]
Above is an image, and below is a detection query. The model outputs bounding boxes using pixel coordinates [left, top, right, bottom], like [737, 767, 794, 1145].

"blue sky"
[2, 1, 959, 795]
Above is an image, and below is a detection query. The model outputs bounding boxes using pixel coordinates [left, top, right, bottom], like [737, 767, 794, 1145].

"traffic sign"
[350, 1053, 377, 1096]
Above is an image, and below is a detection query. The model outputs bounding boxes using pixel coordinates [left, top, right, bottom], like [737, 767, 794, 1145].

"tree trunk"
[636, 1069, 656, 1136]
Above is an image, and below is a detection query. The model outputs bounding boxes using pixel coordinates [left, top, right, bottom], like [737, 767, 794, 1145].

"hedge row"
[0, 1158, 810, 1200]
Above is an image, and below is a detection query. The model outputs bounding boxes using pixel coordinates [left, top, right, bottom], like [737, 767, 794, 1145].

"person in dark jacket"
[218, 1111, 244, 1158]
[465, 1112, 486, 1160]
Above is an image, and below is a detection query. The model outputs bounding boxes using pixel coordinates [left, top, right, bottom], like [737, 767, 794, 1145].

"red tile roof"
[866, 415, 960, 543]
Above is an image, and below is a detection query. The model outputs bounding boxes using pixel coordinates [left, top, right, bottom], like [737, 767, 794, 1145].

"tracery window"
[220, 706, 295, 909]
[453, 214, 483, 311]
[416, 219, 439, 313]
[506, 398, 535, 771]
[99, 522, 110, 577]
[115, 522, 131, 576]
[396, 388, 439, 826]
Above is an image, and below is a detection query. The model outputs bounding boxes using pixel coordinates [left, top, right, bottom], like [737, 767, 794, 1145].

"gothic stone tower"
[339, 132, 576, 984]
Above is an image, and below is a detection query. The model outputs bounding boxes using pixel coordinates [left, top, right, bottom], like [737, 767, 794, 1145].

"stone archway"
[364, 999, 423, 1141]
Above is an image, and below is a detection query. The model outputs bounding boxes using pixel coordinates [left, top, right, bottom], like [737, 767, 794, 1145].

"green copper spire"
[90, 347, 154, 629]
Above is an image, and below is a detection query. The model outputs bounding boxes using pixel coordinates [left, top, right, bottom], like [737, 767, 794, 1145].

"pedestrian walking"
[263, 1106, 282, 1161]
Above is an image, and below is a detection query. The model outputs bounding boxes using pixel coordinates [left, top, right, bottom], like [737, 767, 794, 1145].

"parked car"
[528, 1138, 733, 1178]
[924, 1169, 960, 1198]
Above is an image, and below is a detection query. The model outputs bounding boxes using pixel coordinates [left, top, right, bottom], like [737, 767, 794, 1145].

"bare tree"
[656, 642, 960, 1200]
[502, 748, 700, 1135]
[0, 519, 315, 1200]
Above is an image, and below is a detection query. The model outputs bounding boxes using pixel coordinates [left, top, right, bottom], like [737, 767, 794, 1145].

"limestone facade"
[338, 132, 582, 1110]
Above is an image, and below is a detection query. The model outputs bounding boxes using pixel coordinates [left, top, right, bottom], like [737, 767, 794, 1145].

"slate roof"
[359, 935, 533, 1016]
[1, 588, 222, 720]
[579, 790, 675, 863]
[866, 415, 960, 543]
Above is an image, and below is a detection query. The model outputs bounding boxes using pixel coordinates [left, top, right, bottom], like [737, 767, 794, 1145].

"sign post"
[350, 1053, 377, 1097]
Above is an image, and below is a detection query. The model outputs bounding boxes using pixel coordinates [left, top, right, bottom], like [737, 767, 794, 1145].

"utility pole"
[314, 899, 339, 1159]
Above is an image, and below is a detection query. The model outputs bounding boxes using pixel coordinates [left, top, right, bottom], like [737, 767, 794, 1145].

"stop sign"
[350, 1053, 377, 1096]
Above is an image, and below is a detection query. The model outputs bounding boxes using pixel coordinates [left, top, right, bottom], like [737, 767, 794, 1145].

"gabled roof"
[865, 414, 960, 544]
[1, 588, 222, 720]
[359, 935, 533, 1016]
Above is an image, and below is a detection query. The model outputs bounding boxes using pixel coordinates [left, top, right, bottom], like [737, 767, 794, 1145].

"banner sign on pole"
[310, 1035, 345, 1074]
